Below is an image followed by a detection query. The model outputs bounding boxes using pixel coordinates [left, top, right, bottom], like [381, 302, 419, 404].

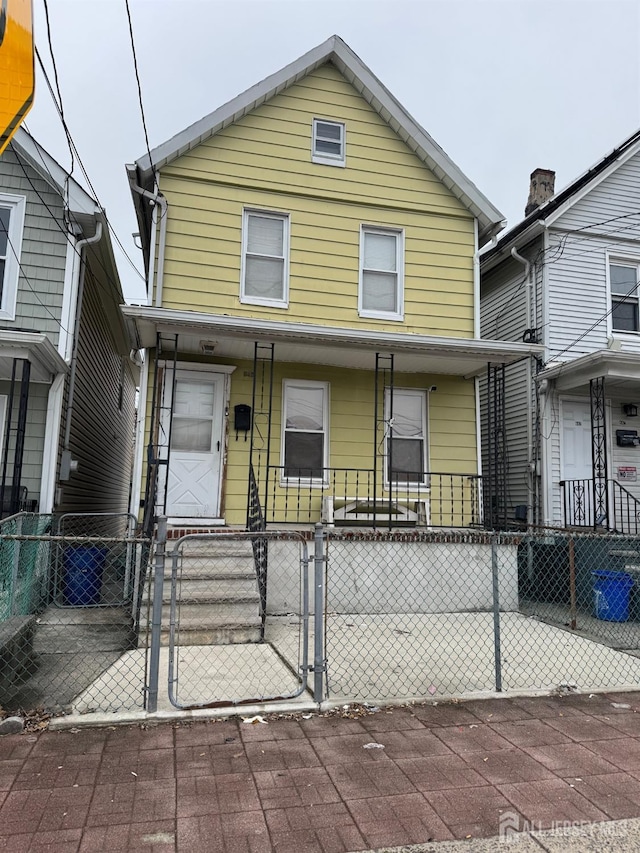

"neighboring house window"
[359, 226, 404, 321]
[282, 380, 329, 482]
[312, 119, 345, 166]
[611, 261, 640, 333]
[0, 194, 26, 321]
[241, 210, 289, 307]
[386, 388, 428, 487]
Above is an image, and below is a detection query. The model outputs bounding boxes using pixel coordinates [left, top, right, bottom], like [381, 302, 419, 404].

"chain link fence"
[322, 527, 640, 702]
[160, 529, 311, 710]
[0, 513, 151, 716]
[4, 517, 640, 719]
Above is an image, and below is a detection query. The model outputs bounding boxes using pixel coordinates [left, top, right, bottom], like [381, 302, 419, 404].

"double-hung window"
[610, 260, 640, 333]
[282, 380, 329, 483]
[359, 226, 404, 321]
[385, 388, 428, 487]
[312, 119, 345, 166]
[241, 210, 289, 307]
[0, 194, 26, 321]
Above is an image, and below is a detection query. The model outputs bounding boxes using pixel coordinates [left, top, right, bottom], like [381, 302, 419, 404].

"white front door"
[165, 371, 226, 519]
[561, 400, 593, 481]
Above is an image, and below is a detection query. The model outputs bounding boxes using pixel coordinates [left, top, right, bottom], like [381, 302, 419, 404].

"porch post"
[590, 376, 609, 529]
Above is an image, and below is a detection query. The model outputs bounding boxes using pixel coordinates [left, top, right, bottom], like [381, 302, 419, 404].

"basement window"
[312, 119, 345, 166]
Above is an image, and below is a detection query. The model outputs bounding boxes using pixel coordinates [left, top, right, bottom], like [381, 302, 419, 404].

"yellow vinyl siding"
[223, 363, 477, 526]
[155, 63, 476, 337]
[138, 359, 477, 527]
[159, 179, 475, 337]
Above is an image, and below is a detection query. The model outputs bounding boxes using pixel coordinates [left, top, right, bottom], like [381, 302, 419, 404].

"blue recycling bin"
[592, 570, 635, 622]
[63, 546, 107, 606]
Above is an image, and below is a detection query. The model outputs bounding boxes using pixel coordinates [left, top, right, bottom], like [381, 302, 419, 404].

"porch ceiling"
[0, 331, 68, 382]
[121, 306, 543, 376]
[540, 350, 640, 395]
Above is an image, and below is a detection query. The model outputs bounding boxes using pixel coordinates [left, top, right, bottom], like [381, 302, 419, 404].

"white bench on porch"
[321, 496, 429, 527]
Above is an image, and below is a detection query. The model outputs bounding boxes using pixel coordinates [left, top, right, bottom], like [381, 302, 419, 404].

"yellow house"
[123, 36, 538, 534]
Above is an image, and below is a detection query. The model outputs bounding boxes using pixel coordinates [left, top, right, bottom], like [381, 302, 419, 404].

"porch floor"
[61, 611, 640, 714]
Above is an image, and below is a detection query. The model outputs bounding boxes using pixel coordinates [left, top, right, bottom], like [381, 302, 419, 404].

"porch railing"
[561, 478, 640, 535]
[262, 467, 483, 528]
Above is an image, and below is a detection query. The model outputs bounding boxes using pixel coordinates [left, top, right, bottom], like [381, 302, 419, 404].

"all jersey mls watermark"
[499, 811, 627, 844]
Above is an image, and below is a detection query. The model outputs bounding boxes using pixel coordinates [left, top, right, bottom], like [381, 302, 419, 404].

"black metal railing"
[561, 478, 640, 535]
[612, 481, 640, 534]
[247, 464, 268, 639]
[263, 467, 483, 529]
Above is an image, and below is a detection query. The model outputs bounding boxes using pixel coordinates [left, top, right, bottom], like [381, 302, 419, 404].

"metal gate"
[166, 530, 311, 709]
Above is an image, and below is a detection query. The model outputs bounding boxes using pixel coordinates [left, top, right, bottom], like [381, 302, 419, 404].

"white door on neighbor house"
[560, 400, 593, 481]
[165, 371, 226, 519]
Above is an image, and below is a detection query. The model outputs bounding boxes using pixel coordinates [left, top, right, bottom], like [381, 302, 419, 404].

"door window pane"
[171, 418, 213, 452]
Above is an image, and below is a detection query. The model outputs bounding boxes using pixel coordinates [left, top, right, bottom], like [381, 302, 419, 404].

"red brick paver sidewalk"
[3, 692, 640, 851]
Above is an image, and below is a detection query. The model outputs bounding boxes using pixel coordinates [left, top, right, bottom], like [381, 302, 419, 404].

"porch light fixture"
[623, 404, 638, 417]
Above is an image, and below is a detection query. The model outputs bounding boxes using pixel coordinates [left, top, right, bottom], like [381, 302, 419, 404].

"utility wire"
[0, 215, 71, 336]
[124, 0, 157, 188]
[41, 0, 74, 179]
[33, 48, 145, 284]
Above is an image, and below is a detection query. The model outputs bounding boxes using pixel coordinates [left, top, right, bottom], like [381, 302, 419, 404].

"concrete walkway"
[5, 691, 640, 850]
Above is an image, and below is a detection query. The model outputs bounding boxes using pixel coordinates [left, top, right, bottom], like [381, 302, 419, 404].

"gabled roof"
[481, 127, 640, 271]
[11, 128, 99, 222]
[128, 35, 504, 245]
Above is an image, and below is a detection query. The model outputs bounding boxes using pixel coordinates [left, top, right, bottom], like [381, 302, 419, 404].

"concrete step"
[138, 623, 262, 647]
[175, 540, 256, 557]
[34, 623, 134, 655]
[148, 577, 260, 604]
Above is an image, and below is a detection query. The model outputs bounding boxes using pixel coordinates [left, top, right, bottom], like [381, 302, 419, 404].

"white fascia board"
[543, 141, 640, 230]
[121, 305, 543, 364]
[0, 330, 69, 376]
[480, 220, 546, 275]
[135, 36, 504, 239]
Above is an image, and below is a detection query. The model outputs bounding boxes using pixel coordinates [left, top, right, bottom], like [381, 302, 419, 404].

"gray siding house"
[480, 129, 640, 532]
[0, 129, 138, 516]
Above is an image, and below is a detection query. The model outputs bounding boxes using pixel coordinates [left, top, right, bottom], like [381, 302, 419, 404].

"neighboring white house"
[0, 129, 138, 516]
[480, 129, 640, 532]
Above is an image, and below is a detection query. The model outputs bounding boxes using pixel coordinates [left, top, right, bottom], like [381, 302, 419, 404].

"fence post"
[492, 533, 503, 692]
[313, 523, 326, 703]
[568, 535, 577, 630]
[9, 515, 23, 615]
[147, 516, 167, 714]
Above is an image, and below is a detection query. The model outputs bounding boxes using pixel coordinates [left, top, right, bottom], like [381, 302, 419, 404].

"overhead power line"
[124, 0, 157, 188]
[33, 47, 145, 284]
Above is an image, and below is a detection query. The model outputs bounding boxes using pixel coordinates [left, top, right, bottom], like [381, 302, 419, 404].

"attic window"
[312, 119, 345, 166]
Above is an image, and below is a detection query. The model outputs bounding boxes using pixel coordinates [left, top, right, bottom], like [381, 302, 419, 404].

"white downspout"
[510, 247, 535, 526]
[60, 221, 103, 481]
[129, 181, 168, 308]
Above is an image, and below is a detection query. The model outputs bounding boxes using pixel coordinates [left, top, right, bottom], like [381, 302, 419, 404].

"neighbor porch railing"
[261, 467, 483, 528]
[561, 478, 640, 534]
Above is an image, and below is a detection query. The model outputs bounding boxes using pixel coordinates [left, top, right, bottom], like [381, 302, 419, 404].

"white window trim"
[607, 252, 640, 337]
[358, 225, 405, 322]
[384, 387, 429, 490]
[0, 193, 26, 321]
[280, 379, 330, 487]
[240, 208, 290, 308]
[311, 118, 346, 167]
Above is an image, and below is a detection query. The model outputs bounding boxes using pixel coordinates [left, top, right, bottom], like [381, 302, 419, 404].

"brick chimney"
[525, 168, 555, 216]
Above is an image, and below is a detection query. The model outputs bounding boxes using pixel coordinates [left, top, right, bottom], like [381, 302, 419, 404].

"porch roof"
[0, 331, 68, 383]
[539, 349, 640, 394]
[121, 305, 542, 376]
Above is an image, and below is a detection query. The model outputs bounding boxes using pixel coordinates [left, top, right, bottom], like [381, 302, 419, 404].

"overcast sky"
[22, 0, 640, 303]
